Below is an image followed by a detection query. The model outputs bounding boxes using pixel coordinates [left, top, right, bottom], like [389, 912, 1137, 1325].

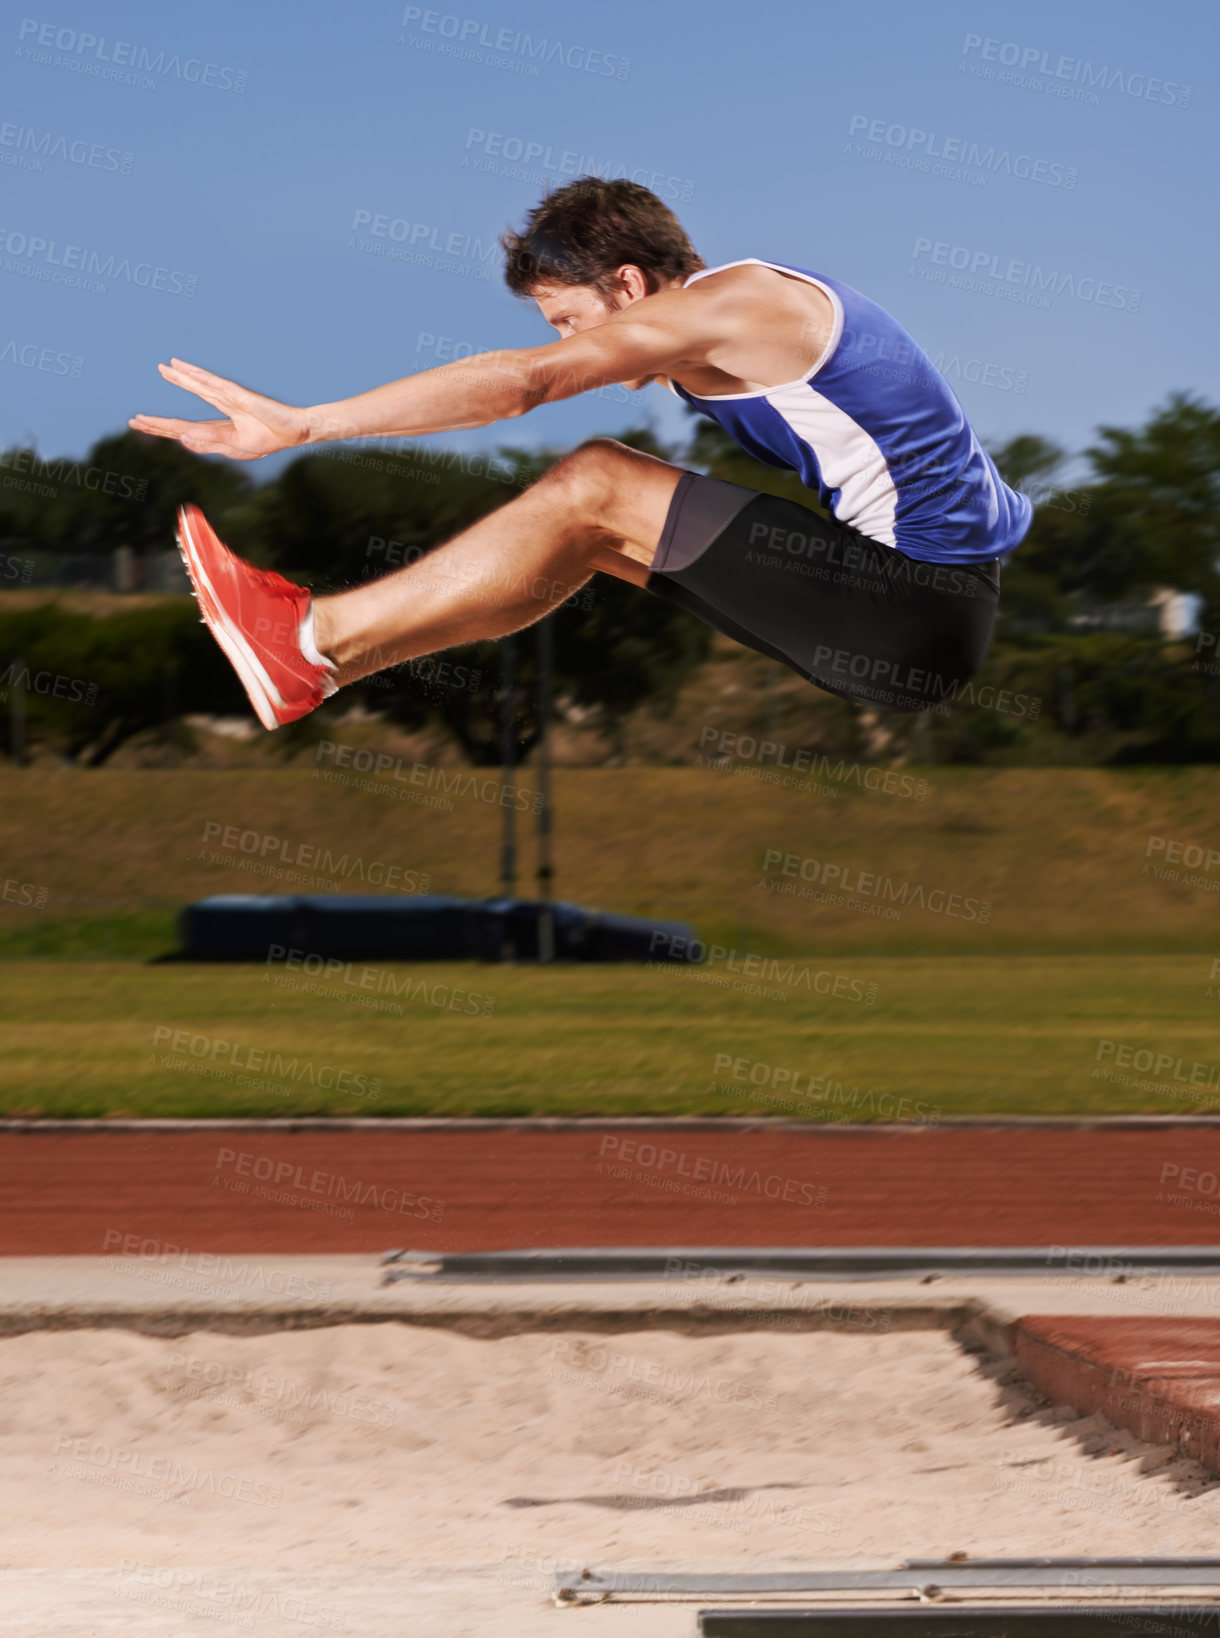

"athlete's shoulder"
[680, 260, 838, 325]
[684, 258, 819, 291]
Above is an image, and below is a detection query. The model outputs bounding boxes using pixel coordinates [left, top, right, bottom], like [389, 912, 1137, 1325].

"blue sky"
[3, 0, 1215, 485]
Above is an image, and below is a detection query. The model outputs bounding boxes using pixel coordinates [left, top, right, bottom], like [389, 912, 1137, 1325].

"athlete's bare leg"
[312, 439, 683, 686]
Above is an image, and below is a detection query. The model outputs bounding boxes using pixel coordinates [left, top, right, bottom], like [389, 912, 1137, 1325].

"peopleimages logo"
[2, 876, 49, 909]
[0, 550, 34, 582]
[462, 127, 692, 200]
[710, 1053, 940, 1126]
[847, 115, 1077, 188]
[911, 238, 1140, 311]
[15, 19, 248, 92]
[1094, 1038, 1220, 1092]
[198, 820, 428, 890]
[398, 7, 631, 79]
[0, 226, 197, 297]
[150, 1026, 381, 1097]
[117, 1563, 347, 1630]
[930, 352, 1028, 394]
[646, 930, 879, 1005]
[0, 659, 98, 703]
[348, 208, 499, 267]
[760, 849, 993, 924]
[0, 449, 143, 497]
[0, 338, 84, 377]
[596, 1133, 827, 1208]
[1144, 836, 1220, 874]
[959, 33, 1190, 108]
[695, 726, 929, 799]
[0, 122, 134, 173]
[215, 1147, 444, 1221]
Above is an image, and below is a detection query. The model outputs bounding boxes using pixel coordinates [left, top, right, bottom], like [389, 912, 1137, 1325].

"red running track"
[9, 1125, 1220, 1475]
[1013, 1316, 1220, 1474]
[1, 1125, 1216, 1256]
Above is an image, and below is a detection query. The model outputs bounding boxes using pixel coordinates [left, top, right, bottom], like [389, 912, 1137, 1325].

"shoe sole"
[176, 505, 289, 731]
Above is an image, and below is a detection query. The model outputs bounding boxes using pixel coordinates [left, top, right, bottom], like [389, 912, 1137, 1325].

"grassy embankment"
[1, 765, 1217, 1116]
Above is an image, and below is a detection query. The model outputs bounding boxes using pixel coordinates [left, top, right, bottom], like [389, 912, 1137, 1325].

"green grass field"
[2, 765, 1218, 1117]
[1, 957, 1217, 1119]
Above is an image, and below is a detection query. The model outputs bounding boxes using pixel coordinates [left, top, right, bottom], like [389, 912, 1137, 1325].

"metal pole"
[499, 634, 516, 899]
[10, 657, 26, 766]
[536, 613, 555, 963]
[912, 707, 931, 763]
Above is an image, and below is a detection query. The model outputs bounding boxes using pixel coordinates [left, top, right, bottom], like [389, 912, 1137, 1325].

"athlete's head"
[500, 176, 704, 339]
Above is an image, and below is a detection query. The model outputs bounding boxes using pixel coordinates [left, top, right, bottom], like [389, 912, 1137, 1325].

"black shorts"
[644, 471, 1001, 714]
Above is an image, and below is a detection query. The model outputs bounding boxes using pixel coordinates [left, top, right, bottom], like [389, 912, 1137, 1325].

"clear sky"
[3, 0, 1216, 482]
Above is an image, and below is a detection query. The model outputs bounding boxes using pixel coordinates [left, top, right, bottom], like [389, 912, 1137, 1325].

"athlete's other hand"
[128, 359, 310, 460]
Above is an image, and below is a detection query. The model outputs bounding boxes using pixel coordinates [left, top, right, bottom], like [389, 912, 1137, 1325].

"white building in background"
[1148, 589, 1202, 639]
[1069, 588, 1201, 640]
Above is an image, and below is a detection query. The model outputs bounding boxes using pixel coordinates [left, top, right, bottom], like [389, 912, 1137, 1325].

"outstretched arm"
[128, 286, 724, 460]
[303, 292, 719, 440]
[128, 359, 313, 459]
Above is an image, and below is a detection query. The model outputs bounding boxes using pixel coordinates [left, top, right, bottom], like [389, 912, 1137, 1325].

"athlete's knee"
[540, 438, 633, 517]
[572, 435, 633, 467]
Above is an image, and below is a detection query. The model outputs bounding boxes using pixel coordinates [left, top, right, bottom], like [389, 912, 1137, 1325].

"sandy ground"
[2, 1324, 1220, 1636]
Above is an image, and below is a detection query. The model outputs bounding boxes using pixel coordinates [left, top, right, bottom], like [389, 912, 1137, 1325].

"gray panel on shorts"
[652, 472, 760, 575]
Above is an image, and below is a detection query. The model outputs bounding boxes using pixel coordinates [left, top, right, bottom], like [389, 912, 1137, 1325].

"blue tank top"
[666, 258, 1032, 564]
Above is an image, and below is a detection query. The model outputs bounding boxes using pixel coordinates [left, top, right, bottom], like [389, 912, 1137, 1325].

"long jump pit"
[4, 1252, 1220, 1636]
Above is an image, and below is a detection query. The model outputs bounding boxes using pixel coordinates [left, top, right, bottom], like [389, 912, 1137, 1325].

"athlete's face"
[531, 267, 655, 390]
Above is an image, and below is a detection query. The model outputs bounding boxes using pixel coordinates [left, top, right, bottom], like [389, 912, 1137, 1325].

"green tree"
[1, 433, 252, 562]
[991, 396, 1220, 626]
[0, 603, 246, 765]
[340, 428, 713, 761]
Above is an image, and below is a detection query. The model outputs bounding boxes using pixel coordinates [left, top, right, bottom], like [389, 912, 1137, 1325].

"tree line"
[1, 393, 1217, 765]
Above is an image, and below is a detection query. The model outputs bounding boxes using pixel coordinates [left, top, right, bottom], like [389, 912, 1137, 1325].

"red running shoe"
[176, 503, 337, 730]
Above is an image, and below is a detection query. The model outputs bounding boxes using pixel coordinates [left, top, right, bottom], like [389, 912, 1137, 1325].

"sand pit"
[3, 1321, 1220, 1579]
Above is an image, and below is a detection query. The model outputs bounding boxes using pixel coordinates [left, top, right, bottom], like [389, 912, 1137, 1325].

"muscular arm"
[310, 287, 727, 440]
[129, 270, 828, 459]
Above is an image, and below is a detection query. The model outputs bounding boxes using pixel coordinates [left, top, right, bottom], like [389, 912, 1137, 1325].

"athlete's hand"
[128, 358, 310, 460]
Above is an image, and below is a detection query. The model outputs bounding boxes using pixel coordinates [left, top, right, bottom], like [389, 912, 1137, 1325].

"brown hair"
[500, 176, 704, 301]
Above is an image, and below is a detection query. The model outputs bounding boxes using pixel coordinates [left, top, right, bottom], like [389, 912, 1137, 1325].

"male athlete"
[129, 178, 1031, 728]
